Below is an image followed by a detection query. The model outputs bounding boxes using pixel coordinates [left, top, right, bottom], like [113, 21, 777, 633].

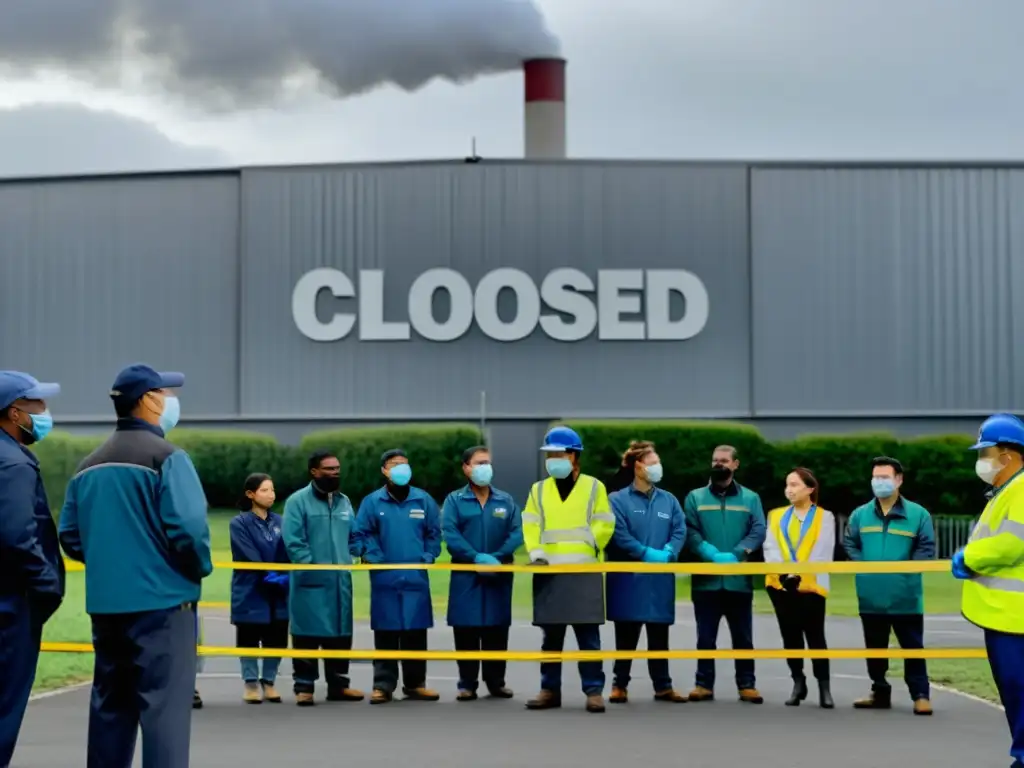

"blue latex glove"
[951, 550, 972, 580]
[641, 547, 670, 564]
[263, 572, 289, 587]
[421, 553, 436, 564]
[697, 541, 720, 562]
[662, 544, 675, 554]
[712, 552, 739, 564]
[474, 553, 500, 566]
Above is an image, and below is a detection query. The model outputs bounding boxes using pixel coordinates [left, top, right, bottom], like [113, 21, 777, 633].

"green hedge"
[33, 420, 982, 518]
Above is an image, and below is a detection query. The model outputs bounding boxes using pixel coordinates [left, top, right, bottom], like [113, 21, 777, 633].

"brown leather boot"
[403, 687, 440, 701]
[370, 689, 393, 705]
[486, 686, 514, 699]
[654, 688, 688, 703]
[260, 682, 282, 703]
[243, 682, 262, 704]
[525, 689, 562, 710]
[326, 687, 365, 702]
[738, 688, 764, 704]
[913, 697, 933, 716]
[456, 689, 478, 701]
[295, 692, 315, 707]
[687, 686, 714, 701]
[192, 690, 203, 710]
[585, 694, 606, 713]
[853, 691, 892, 709]
[609, 686, 628, 704]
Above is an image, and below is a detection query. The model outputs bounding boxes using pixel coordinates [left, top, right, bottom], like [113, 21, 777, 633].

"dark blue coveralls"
[0, 430, 65, 767]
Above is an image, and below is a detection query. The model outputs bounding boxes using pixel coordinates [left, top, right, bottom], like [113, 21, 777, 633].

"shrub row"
[33, 420, 984, 518]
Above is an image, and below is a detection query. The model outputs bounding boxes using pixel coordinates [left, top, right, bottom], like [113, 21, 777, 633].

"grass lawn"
[37, 511, 996, 701]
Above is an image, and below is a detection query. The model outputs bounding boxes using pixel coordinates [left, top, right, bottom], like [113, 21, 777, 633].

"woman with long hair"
[230, 473, 291, 704]
[763, 467, 836, 709]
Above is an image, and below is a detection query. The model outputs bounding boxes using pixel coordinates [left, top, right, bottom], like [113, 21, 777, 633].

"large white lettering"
[291, 267, 710, 343]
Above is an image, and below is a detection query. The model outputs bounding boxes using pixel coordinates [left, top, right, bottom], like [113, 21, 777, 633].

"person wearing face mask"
[682, 445, 766, 704]
[441, 445, 523, 701]
[763, 468, 836, 709]
[0, 371, 64, 768]
[952, 413, 1024, 768]
[281, 450, 363, 706]
[353, 449, 443, 705]
[58, 364, 212, 768]
[605, 441, 687, 705]
[523, 426, 616, 714]
[843, 456, 935, 716]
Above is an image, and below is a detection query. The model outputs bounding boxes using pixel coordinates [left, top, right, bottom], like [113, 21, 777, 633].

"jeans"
[767, 588, 829, 682]
[692, 590, 755, 690]
[235, 620, 289, 684]
[612, 622, 672, 692]
[860, 613, 928, 700]
[538, 624, 605, 695]
[453, 626, 510, 692]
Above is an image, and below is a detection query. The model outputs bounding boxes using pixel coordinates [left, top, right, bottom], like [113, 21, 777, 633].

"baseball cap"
[109, 364, 185, 405]
[0, 371, 61, 411]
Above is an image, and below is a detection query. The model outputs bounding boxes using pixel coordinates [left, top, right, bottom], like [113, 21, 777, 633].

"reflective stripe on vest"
[525, 477, 610, 564]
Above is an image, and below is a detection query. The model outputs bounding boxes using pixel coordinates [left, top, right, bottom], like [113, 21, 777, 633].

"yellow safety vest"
[522, 475, 615, 565]
[765, 505, 828, 597]
[962, 470, 1024, 634]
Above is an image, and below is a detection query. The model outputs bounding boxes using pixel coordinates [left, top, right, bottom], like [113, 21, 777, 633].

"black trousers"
[767, 588, 829, 682]
[373, 630, 428, 694]
[860, 613, 929, 700]
[291, 634, 353, 694]
[452, 626, 510, 692]
[87, 604, 196, 768]
[612, 621, 673, 691]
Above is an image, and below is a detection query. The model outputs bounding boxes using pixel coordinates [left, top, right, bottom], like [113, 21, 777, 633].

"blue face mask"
[470, 463, 493, 487]
[545, 458, 573, 480]
[26, 410, 53, 443]
[645, 463, 664, 484]
[389, 463, 412, 487]
[871, 477, 896, 498]
[159, 395, 181, 434]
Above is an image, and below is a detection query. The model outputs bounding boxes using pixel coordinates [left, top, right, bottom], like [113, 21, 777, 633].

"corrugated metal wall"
[1, 161, 1020, 423]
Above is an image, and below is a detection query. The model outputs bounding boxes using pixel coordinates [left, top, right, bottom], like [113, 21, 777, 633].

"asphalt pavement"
[15, 606, 1014, 768]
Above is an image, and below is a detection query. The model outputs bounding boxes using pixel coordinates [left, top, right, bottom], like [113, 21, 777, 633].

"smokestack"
[523, 57, 566, 159]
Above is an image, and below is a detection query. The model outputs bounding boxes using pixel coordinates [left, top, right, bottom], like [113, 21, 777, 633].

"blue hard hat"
[969, 413, 1024, 450]
[540, 425, 583, 453]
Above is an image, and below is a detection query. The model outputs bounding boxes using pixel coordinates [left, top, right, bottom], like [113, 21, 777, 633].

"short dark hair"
[113, 397, 139, 419]
[380, 448, 407, 467]
[871, 456, 904, 475]
[462, 445, 489, 464]
[307, 450, 336, 472]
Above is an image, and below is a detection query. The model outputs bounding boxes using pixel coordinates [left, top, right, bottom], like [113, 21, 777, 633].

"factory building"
[1, 57, 1019, 493]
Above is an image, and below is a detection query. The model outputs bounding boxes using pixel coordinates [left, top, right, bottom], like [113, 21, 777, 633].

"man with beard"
[683, 445, 766, 705]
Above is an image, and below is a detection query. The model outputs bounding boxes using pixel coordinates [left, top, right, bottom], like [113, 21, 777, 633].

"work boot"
[525, 689, 562, 710]
[243, 682, 263, 704]
[456, 689, 478, 702]
[785, 677, 808, 707]
[687, 686, 714, 702]
[818, 681, 834, 709]
[326, 686, 365, 702]
[370, 689, 393, 705]
[739, 688, 764, 704]
[913, 697, 933, 716]
[609, 686, 628, 704]
[853, 690, 891, 709]
[486, 685, 514, 699]
[261, 681, 282, 703]
[585, 694, 606, 713]
[295, 692, 315, 707]
[654, 688, 687, 703]
[192, 690, 203, 710]
[402, 687, 440, 701]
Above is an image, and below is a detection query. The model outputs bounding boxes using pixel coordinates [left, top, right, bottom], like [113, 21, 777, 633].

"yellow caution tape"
[63, 559, 955, 575]
[38, 642, 987, 661]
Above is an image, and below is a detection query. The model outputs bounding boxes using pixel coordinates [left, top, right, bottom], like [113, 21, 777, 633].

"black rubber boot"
[785, 676, 808, 707]
[818, 681, 834, 709]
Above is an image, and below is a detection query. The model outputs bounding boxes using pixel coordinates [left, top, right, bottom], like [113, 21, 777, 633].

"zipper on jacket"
[327, 495, 341, 636]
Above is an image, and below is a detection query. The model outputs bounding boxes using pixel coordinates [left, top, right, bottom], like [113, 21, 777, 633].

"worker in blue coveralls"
[441, 445, 523, 701]
[282, 450, 364, 706]
[0, 371, 64, 768]
[353, 449, 443, 705]
[606, 440, 688, 704]
[58, 364, 212, 768]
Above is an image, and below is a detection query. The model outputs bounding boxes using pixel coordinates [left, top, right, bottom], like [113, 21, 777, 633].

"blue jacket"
[282, 484, 356, 638]
[353, 486, 442, 631]
[58, 419, 213, 614]
[230, 511, 289, 625]
[442, 485, 523, 628]
[0, 430, 65, 621]
[606, 484, 686, 624]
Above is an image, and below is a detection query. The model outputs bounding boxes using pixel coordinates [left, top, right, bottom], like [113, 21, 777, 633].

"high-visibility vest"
[522, 475, 615, 565]
[962, 470, 1024, 634]
[764, 505, 833, 597]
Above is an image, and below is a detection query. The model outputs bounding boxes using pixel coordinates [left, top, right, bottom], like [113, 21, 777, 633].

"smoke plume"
[0, 0, 560, 110]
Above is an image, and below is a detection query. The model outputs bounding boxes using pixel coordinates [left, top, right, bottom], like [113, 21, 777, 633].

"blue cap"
[0, 371, 60, 411]
[109, 364, 184, 405]
[969, 412, 1024, 450]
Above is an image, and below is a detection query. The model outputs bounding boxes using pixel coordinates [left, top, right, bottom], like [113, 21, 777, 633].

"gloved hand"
[530, 556, 549, 566]
[474, 553, 500, 566]
[662, 544, 675, 554]
[421, 554, 436, 565]
[263, 572, 289, 588]
[951, 550, 973, 580]
[781, 574, 802, 592]
[697, 541, 720, 562]
[641, 547, 671, 564]
[711, 552, 739, 564]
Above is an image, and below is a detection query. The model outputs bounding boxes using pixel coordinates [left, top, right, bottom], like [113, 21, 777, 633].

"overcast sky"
[0, 0, 1021, 177]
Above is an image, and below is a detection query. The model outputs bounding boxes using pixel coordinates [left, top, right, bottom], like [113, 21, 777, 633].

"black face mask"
[314, 475, 340, 494]
[710, 466, 733, 484]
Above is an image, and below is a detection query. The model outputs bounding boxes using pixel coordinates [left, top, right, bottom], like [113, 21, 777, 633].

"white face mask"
[976, 457, 1003, 485]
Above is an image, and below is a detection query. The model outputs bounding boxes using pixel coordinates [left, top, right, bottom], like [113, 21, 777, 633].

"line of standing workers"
[2, 365, 1024, 768]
